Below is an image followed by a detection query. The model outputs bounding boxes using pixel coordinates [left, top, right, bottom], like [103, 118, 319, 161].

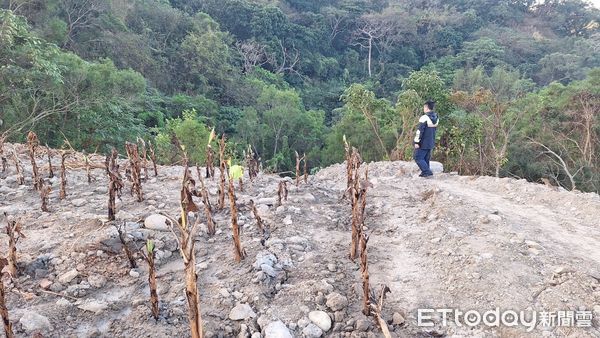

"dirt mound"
[1, 143, 599, 338]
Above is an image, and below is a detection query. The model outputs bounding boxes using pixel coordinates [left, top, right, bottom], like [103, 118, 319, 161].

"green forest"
[0, 0, 598, 192]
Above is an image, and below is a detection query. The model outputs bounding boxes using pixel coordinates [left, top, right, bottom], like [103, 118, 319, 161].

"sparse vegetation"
[46, 145, 54, 179]
[115, 222, 137, 269]
[26, 131, 40, 191]
[145, 240, 159, 320]
[59, 151, 68, 200]
[125, 142, 144, 202]
[0, 257, 14, 338]
[163, 158, 204, 338]
[4, 213, 24, 278]
[106, 149, 123, 222]
[277, 181, 288, 207]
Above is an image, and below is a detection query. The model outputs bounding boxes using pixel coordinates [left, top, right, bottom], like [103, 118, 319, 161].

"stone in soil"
[264, 320, 292, 338]
[77, 299, 109, 314]
[392, 312, 405, 325]
[58, 269, 79, 284]
[302, 323, 323, 337]
[19, 311, 53, 333]
[228, 303, 257, 320]
[325, 292, 348, 312]
[308, 310, 331, 332]
[144, 214, 170, 231]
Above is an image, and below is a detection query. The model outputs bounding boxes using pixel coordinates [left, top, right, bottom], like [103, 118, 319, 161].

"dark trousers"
[414, 148, 433, 176]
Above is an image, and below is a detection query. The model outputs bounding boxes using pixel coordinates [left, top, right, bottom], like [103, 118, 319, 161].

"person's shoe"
[422, 173, 433, 179]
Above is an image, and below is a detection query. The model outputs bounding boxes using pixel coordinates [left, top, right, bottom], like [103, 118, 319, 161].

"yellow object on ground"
[229, 165, 244, 180]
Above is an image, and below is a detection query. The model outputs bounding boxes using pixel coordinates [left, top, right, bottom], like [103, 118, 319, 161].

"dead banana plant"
[196, 167, 215, 236]
[250, 200, 270, 245]
[217, 135, 226, 210]
[4, 213, 25, 278]
[114, 222, 137, 268]
[163, 160, 204, 338]
[125, 142, 143, 202]
[45, 145, 54, 178]
[39, 178, 50, 212]
[245, 145, 258, 181]
[360, 233, 370, 315]
[277, 181, 288, 206]
[145, 240, 159, 320]
[344, 135, 352, 189]
[59, 151, 68, 200]
[0, 137, 6, 173]
[295, 151, 305, 187]
[148, 140, 158, 177]
[137, 137, 149, 181]
[349, 151, 366, 261]
[106, 149, 123, 221]
[26, 131, 40, 190]
[0, 258, 14, 338]
[206, 128, 216, 179]
[84, 153, 92, 183]
[11, 151, 23, 185]
[303, 153, 308, 184]
[227, 165, 246, 262]
[369, 285, 392, 338]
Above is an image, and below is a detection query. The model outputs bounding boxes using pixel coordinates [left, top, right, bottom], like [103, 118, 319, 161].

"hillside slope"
[1, 142, 599, 338]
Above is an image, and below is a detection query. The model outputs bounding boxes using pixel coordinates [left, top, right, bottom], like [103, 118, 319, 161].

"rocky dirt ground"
[1, 142, 599, 338]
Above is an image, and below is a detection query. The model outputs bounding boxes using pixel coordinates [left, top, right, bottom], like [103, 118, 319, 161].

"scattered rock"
[257, 197, 276, 206]
[554, 266, 574, 274]
[49, 282, 65, 293]
[87, 275, 107, 288]
[255, 251, 277, 269]
[58, 269, 79, 284]
[392, 312, 405, 325]
[355, 318, 370, 331]
[238, 324, 249, 338]
[129, 269, 140, 278]
[56, 298, 71, 307]
[301, 193, 316, 202]
[71, 198, 87, 207]
[228, 303, 256, 320]
[77, 299, 109, 314]
[39, 279, 52, 289]
[487, 214, 502, 222]
[144, 214, 170, 231]
[525, 240, 542, 249]
[302, 323, 323, 337]
[430, 161, 444, 174]
[264, 321, 293, 338]
[261, 264, 278, 277]
[19, 311, 53, 333]
[283, 215, 293, 225]
[308, 310, 332, 332]
[326, 292, 348, 312]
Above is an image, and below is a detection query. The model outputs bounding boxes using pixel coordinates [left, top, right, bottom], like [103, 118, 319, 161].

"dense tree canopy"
[1, 0, 598, 192]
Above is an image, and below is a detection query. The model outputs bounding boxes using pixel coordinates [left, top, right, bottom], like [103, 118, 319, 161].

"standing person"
[413, 100, 439, 178]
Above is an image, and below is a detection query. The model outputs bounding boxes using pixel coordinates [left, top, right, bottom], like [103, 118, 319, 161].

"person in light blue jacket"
[413, 100, 439, 178]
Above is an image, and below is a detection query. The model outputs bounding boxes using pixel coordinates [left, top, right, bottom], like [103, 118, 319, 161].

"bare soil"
[1, 142, 599, 338]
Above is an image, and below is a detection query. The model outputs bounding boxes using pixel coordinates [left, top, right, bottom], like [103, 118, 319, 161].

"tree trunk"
[0, 275, 14, 338]
[184, 256, 203, 338]
[367, 38, 372, 77]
